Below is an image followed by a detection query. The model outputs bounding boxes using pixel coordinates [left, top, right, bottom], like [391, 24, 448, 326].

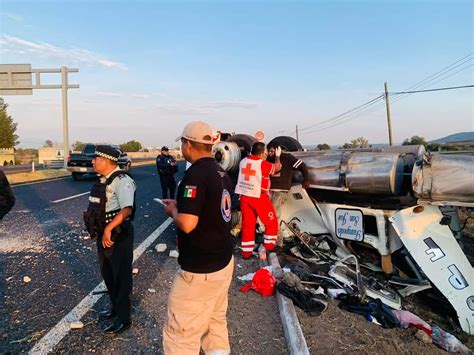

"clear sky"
[1, 0, 472, 148]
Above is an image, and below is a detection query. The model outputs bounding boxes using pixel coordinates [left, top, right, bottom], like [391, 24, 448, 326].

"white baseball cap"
[175, 121, 214, 145]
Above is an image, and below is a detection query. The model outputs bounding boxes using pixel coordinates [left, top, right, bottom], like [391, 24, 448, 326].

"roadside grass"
[6, 160, 156, 185]
[7, 169, 71, 185]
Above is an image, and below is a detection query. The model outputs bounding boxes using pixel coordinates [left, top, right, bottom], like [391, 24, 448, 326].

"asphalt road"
[0, 164, 184, 353]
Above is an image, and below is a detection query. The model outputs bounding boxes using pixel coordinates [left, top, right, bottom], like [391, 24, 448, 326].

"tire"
[268, 136, 303, 152]
[124, 162, 131, 172]
[225, 134, 257, 155]
[72, 173, 81, 181]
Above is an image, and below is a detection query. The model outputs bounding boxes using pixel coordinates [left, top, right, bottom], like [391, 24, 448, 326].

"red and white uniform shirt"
[235, 155, 276, 198]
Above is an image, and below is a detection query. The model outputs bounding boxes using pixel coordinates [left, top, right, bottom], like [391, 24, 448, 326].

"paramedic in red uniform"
[235, 142, 281, 259]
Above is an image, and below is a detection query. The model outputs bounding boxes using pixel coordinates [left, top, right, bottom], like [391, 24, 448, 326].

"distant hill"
[429, 132, 474, 144]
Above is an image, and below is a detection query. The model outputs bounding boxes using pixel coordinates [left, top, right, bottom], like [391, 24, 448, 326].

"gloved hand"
[275, 146, 282, 157]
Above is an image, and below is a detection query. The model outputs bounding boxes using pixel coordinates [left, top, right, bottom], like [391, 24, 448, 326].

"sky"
[0, 0, 473, 149]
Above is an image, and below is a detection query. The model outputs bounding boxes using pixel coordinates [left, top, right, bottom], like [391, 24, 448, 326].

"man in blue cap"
[84, 145, 136, 334]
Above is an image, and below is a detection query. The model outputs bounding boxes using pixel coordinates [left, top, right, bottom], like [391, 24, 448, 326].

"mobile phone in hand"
[154, 198, 165, 206]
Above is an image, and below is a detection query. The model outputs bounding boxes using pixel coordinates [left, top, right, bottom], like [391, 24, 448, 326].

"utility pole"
[296, 124, 299, 142]
[61, 66, 70, 169]
[384, 82, 393, 146]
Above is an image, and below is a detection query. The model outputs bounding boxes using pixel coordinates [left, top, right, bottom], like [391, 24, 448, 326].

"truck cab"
[67, 144, 132, 180]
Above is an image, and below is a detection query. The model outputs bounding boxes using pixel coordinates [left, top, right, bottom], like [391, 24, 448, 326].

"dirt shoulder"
[6, 169, 71, 185]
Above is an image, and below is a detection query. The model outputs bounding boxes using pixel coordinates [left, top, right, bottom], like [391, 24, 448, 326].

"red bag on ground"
[240, 268, 276, 297]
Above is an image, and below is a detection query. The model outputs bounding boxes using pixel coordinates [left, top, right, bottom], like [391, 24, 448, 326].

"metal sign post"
[0, 64, 79, 168]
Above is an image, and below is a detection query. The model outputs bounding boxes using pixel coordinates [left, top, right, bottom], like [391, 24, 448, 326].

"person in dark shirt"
[0, 170, 15, 221]
[156, 146, 178, 199]
[162, 121, 234, 355]
[266, 143, 310, 246]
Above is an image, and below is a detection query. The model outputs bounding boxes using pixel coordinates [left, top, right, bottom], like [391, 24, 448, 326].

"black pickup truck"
[67, 144, 132, 180]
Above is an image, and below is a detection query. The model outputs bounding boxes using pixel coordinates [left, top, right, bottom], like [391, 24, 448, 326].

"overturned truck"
[213, 135, 474, 335]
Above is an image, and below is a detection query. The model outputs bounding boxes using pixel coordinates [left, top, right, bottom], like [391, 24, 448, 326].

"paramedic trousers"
[240, 193, 278, 258]
[163, 257, 234, 355]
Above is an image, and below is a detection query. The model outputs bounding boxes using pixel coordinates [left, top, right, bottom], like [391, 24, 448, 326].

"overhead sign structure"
[0, 64, 79, 168]
[0, 64, 33, 95]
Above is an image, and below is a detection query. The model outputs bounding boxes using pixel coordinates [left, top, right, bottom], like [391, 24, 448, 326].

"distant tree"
[403, 135, 427, 146]
[317, 143, 331, 150]
[426, 143, 440, 151]
[340, 142, 354, 149]
[351, 137, 369, 148]
[0, 104, 19, 148]
[72, 141, 86, 151]
[120, 140, 143, 152]
[43, 139, 53, 147]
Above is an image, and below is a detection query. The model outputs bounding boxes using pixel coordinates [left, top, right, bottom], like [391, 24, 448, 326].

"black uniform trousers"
[0, 205, 13, 220]
[97, 222, 134, 323]
[159, 174, 176, 199]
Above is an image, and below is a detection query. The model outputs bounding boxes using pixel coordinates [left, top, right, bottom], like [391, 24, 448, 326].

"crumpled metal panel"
[412, 154, 474, 204]
[390, 205, 474, 335]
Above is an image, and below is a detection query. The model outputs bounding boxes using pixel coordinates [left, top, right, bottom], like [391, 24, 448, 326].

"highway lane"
[0, 163, 184, 353]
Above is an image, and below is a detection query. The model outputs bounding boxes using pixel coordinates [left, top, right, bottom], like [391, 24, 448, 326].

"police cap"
[94, 145, 120, 162]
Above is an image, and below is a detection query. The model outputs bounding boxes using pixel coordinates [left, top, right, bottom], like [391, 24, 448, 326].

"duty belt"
[105, 209, 121, 224]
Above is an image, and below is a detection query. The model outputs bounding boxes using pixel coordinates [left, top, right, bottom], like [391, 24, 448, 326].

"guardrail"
[45, 160, 65, 169]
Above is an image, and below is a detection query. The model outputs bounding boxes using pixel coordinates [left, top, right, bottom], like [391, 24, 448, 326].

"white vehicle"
[213, 135, 474, 335]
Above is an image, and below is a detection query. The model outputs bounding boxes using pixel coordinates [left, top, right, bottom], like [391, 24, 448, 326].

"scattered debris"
[392, 309, 431, 334]
[169, 250, 179, 258]
[148, 288, 156, 293]
[132, 268, 139, 274]
[327, 288, 347, 299]
[155, 244, 167, 252]
[431, 326, 470, 353]
[415, 329, 432, 344]
[6, 276, 13, 282]
[329, 263, 401, 310]
[70, 321, 84, 329]
[237, 266, 273, 281]
[144, 215, 149, 218]
[23, 276, 31, 283]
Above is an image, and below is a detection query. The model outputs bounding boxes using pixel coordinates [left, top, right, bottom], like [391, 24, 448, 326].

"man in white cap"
[162, 121, 234, 355]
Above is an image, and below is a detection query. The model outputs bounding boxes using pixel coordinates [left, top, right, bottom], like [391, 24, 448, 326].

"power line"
[299, 53, 473, 135]
[297, 94, 384, 132]
[391, 84, 474, 94]
[287, 53, 473, 137]
[389, 59, 473, 105]
[302, 81, 472, 135]
[399, 53, 473, 92]
[301, 96, 385, 135]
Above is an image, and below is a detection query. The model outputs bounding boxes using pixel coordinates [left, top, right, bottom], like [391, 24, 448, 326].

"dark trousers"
[97, 223, 134, 323]
[159, 174, 176, 199]
[0, 204, 14, 221]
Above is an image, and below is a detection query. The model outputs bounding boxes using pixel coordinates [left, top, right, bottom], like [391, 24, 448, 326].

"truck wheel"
[268, 136, 303, 152]
[225, 134, 258, 155]
[72, 173, 81, 181]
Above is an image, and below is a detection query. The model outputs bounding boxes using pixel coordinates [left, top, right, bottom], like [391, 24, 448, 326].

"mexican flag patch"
[183, 185, 197, 198]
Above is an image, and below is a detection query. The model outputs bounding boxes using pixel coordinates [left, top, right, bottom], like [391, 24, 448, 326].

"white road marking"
[51, 192, 90, 204]
[29, 217, 174, 354]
